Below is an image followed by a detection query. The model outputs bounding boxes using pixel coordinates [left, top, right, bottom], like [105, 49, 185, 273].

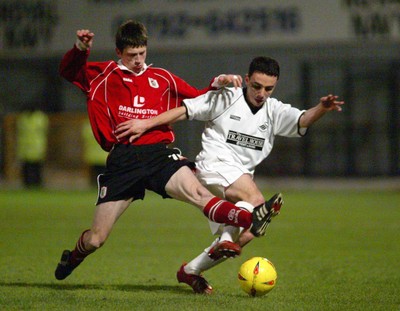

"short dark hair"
[115, 20, 148, 52]
[248, 56, 280, 79]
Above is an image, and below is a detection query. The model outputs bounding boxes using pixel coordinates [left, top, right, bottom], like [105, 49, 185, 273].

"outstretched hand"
[115, 119, 150, 143]
[320, 94, 345, 112]
[218, 74, 243, 89]
[76, 29, 94, 50]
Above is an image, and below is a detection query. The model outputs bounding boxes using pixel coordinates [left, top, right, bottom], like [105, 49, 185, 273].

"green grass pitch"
[0, 188, 399, 310]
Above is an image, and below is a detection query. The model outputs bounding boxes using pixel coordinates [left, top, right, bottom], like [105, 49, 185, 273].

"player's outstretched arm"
[299, 94, 344, 128]
[59, 29, 95, 87]
[115, 106, 188, 142]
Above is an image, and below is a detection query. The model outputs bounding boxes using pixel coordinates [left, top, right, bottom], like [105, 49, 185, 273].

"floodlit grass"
[0, 188, 399, 310]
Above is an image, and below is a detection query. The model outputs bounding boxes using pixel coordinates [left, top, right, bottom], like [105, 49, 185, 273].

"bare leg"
[165, 166, 213, 209]
[165, 166, 254, 229]
[55, 198, 132, 280]
[84, 198, 132, 250]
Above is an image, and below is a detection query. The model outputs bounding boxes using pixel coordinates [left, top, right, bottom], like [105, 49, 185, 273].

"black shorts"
[96, 144, 195, 204]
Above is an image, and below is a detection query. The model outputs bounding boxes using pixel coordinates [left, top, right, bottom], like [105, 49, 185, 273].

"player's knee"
[180, 180, 213, 203]
[196, 184, 213, 200]
[87, 231, 107, 249]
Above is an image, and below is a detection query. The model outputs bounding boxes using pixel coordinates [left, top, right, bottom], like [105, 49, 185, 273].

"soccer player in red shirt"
[54, 20, 281, 291]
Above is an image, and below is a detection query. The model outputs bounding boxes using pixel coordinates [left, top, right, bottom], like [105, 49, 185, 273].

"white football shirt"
[183, 87, 306, 177]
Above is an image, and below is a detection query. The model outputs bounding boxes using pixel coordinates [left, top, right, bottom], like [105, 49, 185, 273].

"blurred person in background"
[54, 20, 277, 283]
[81, 118, 107, 187]
[16, 105, 49, 188]
[116, 56, 344, 294]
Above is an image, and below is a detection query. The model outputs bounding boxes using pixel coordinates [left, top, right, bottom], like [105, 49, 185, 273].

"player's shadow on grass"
[0, 282, 194, 295]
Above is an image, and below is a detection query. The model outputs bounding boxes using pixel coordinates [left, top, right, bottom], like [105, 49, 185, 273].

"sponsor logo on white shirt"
[226, 130, 264, 150]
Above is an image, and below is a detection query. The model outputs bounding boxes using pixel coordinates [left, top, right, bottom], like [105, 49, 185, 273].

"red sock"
[70, 229, 94, 266]
[203, 197, 252, 229]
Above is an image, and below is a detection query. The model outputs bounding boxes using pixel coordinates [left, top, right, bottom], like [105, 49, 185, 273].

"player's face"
[245, 72, 278, 107]
[116, 46, 147, 74]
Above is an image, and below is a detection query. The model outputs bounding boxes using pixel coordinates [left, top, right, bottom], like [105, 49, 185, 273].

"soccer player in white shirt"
[116, 56, 344, 294]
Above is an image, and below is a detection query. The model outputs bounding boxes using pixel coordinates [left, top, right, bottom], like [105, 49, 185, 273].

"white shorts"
[195, 158, 253, 235]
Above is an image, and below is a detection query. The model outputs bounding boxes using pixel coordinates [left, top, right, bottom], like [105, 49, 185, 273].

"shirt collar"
[117, 60, 150, 76]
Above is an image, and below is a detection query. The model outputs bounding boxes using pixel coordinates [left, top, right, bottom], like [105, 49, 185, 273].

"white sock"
[184, 224, 243, 275]
[185, 238, 227, 275]
[220, 225, 242, 242]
